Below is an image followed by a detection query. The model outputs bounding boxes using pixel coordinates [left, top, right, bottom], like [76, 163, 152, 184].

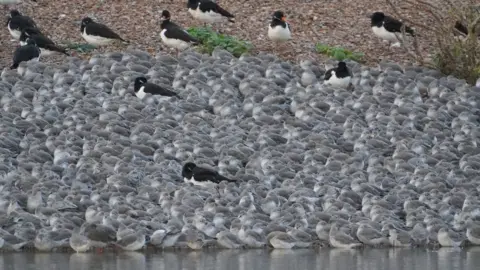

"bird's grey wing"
[333, 233, 357, 244]
[116, 234, 137, 246]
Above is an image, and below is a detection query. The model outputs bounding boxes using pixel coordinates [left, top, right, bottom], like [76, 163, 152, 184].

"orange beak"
[281, 16, 287, 22]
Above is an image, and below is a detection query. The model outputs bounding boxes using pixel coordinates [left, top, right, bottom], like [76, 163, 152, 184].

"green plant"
[186, 27, 253, 57]
[315, 43, 365, 62]
[64, 42, 97, 54]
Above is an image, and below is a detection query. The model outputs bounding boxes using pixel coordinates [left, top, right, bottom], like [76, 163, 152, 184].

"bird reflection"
[0, 249, 475, 270]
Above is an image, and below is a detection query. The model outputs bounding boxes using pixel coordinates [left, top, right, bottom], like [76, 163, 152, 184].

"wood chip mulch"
[0, 0, 441, 68]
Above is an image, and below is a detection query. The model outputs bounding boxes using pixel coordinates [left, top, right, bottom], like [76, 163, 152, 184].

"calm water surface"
[1, 248, 479, 270]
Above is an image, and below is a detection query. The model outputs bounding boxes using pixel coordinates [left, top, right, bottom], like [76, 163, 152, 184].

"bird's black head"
[10, 10, 21, 18]
[338, 61, 347, 70]
[161, 10, 171, 21]
[272, 11, 286, 22]
[182, 162, 197, 179]
[81, 17, 93, 27]
[370, 12, 385, 24]
[134, 76, 148, 92]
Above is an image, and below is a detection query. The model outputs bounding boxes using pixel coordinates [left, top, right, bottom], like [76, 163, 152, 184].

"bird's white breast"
[325, 71, 351, 88]
[135, 86, 147, 99]
[372, 26, 398, 42]
[160, 29, 191, 50]
[268, 24, 291, 42]
[8, 23, 21, 40]
[190, 178, 215, 188]
[82, 28, 113, 46]
[184, 175, 214, 187]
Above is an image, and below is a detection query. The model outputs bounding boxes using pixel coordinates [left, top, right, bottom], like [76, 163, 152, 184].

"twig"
[469, 14, 480, 35]
[403, 0, 444, 24]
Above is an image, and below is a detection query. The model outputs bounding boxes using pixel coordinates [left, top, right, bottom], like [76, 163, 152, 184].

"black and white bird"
[134, 76, 180, 99]
[187, 0, 235, 27]
[10, 38, 40, 69]
[268, 11, 291, 42]
[369, 11, 414, 47]
[6, 9, 38, 40]
[182, 162, 236, 187]
[19, 27, 69, 56]
[324, 61, 352, 88]
[80, 17, 128, 46]
[160, 10, 199, 54]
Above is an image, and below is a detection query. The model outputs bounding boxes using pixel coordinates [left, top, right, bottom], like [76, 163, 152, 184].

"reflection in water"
[0, 248, 479, 270]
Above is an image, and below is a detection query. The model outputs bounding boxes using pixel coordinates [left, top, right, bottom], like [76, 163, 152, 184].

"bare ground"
[0, 0, 438, 68]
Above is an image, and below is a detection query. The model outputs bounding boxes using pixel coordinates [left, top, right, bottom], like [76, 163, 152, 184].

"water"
[1, 248, 479, 270]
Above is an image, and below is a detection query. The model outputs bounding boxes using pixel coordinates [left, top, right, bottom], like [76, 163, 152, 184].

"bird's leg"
[385, 40, 393, 50]
[272, 43, 278, 55]
[281, 41, 289, 54]
[275, 41, 287, 56]
[390, 35, 402, 48]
